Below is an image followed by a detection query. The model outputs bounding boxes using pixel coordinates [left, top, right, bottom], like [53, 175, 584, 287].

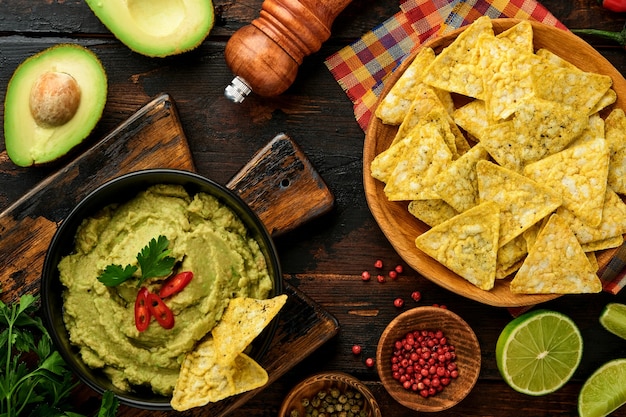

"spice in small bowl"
[278, 372, 382, 417]
[376, 306, 481, 412]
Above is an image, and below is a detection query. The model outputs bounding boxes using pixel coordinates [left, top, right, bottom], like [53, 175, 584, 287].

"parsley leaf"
[97, 264, 138, 287]
[0, 293, 119, 416]
[97, 235, 176, 287]
[137, 236, 176, 285]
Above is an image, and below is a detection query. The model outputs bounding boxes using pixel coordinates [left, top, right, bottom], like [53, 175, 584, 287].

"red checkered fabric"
[325, 0, 565, 132]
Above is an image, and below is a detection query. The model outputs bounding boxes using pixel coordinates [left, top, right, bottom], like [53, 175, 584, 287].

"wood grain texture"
[227, 133, 335, 237]
[364, 19, 626, 307]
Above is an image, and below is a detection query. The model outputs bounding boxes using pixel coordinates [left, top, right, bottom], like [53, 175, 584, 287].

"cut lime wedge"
[579, 358, 626, 417]
[495, 309, 582, 396]
[599, 303, 626, 340]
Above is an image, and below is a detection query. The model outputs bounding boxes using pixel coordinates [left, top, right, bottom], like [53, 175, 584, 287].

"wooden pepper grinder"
[224, 0, 353, 102]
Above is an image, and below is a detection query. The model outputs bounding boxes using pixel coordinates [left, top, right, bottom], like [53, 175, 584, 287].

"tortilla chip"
[510, 214, 602, 294]
[171, 338, 268, 411]
[480, 98, 588, 172]
[587, 251, 599, 272]
[433, 144, 489, 213]
[496, 235, 527, 279]
[536, 48, 618, 113]
[523, 137, 609, 227]
[557, 187, 626, 244]
[570, 113, 605, 147]
[477, 160, 562, 247]
[605, 108, 626, 194]
[392, 84, 469, 157]
[212, 295, 287, 366]
[384, 115, 453, 201]
[376, 47, 437, 125]
[478, 22, 537, 120]
[453, 100, 490, 140]
[533, 56, 613, 116]
[415, 201, 500, 290]
[370, 135, 410, 183]
[408, 199, 458, 227]
[423, 16, 493, 99]
[581, 235, 624, 252]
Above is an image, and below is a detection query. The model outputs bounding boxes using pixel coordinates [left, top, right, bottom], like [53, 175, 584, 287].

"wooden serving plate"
[0, 93, 339, 414]
[363, 19, 626, 307]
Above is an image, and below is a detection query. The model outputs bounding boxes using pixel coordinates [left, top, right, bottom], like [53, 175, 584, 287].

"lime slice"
[599, 303, 626, 340]
[579, 358, 626, 417]
[495, 309, 582, 396]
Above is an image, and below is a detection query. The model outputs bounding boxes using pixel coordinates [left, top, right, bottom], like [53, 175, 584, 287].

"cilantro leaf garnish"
[136, 236, 176, 285]
[98, 264, 138, 287]
[97, 235, 176, 287]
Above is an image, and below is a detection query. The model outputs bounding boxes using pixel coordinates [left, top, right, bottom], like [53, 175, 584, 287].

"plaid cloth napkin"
[326, 0, 626, 296]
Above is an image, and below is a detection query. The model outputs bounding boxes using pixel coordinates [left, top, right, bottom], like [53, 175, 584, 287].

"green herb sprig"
[97, 235, 176, 287]
[0, 293, 119, 416]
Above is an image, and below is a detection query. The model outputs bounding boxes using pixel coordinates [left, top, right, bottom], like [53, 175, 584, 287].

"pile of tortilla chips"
[171, 294, 287, 411]
[372, 16, 626, 294]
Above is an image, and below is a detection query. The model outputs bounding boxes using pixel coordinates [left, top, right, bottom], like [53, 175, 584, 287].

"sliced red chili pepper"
[134, 287, 151, 332]
[599, 0, 626, 13]
[159, 271, 193, 298]
[147, 292, 175, 329]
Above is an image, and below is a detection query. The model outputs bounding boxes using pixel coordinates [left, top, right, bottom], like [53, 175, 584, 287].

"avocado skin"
[85, 0, 215, 58]
[4, 44, 108, 167]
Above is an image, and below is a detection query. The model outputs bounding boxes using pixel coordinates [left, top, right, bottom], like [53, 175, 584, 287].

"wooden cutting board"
[0, 93, 339, 414]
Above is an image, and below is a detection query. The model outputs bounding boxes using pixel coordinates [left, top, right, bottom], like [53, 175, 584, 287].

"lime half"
[579, 359, 626, 417]
[599, 303, 626, 340]
[495, 309, 582, 396]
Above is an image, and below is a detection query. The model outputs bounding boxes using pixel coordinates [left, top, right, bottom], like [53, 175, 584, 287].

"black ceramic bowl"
[40, 169, 283, 410]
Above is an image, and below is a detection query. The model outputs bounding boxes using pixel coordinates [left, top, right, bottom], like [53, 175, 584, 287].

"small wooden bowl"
[376, 307, 481, 412]
[278, 372, 382, 417]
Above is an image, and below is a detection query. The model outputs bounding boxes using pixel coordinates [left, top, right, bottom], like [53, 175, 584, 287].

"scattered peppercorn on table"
[2, 1, 626, 416]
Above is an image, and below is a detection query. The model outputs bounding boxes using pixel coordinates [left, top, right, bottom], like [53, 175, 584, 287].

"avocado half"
[85, 0, 215, 57]
[4, 44, 107, 167]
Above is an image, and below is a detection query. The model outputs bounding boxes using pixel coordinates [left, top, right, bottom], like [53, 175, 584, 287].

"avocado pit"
[29, 71, 81, 127]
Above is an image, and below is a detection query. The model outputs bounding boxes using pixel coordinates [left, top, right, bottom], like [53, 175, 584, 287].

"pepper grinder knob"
[224, 0, 353, 102]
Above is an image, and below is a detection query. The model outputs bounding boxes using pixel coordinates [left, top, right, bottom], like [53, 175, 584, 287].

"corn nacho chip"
[557, 188, 626, 244]
[496, 235, 527, 279]
[433, 144, 489, 213]
[370, 135, 410, 183]
[415, 201, 500, 290]
[376, 47, 437, 125]
[510, 214, 602, 294]
[422, 16, 493, 99]
[171, 338, 268, 411]
[480, 98, 588, 172]
[453, 100, 489, 140]
[523, 137, 609, 227]
[392, 84, 469, 156]
[408, 199, 458, 227]
[384, 115, 453, 201]
[605, 108, 626, 194]
[212, 295, 287, 366]
[581, 235, 624, 252]
[477, 160, 562, 247]
[478, 21, 537, 121]
[533, 55, 613, 115]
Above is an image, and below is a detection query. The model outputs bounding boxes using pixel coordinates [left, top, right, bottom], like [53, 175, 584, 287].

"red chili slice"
[159, 271, 193, 298]
[147, 292, 175, 329]
[134, 287, 151, 332]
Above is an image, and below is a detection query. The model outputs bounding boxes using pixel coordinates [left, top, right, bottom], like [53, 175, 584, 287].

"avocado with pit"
[85, 0, 214, 57]
[4, 44, 108, 167]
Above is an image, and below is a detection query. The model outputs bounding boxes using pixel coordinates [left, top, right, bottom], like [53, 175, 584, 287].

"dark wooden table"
[2, 1, 626, 416]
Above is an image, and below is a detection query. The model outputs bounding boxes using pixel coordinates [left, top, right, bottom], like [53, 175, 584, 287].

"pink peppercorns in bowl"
[376, 306, 481, 412]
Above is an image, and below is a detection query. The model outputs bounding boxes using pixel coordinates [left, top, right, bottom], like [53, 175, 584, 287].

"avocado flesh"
[4, 44, 107, 167]
[85, 0, 214, 57]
